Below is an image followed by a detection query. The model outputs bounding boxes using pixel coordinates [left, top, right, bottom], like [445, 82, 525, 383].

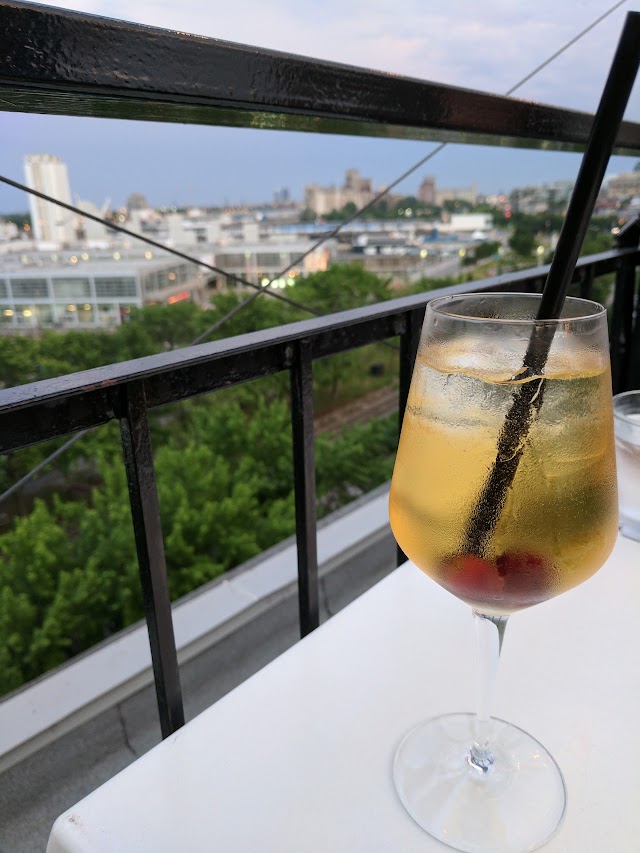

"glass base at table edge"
[393, 711, 567, 853]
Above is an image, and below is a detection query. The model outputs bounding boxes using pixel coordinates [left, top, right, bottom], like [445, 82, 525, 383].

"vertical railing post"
[396, 307, 424, 566]
[398, 307, 424, 431]
[625, 262, 640, 390]
[289, 338, 320, 637]
[119, 381, 185, 738]
[610, 257, 635, 394]
[627, 306, 640, 390]
[612, 215, 640, 393]
[579, 266, 594, 300]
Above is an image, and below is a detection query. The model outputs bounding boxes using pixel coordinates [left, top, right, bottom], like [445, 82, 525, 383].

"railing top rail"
[1, 1, 640, 154]
[0, 248, 637, 455]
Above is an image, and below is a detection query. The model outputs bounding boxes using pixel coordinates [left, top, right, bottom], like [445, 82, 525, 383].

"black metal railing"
[3, 3, 640, 152]
[1, 1, 639, 739]
[1, 252, 639, 735]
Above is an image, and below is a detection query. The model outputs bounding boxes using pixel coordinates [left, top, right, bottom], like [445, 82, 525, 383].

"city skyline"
[2, 0, 640, 213]
[3, 149, 638, 220]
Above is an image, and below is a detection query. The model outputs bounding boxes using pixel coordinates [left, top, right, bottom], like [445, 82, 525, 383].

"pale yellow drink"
[389, 338, 619, 615]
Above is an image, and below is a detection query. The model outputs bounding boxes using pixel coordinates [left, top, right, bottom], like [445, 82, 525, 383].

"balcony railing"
[1, 1, 639, 742]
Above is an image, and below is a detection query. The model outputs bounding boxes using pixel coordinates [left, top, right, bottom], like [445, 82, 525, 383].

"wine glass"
[613, 390, 640, 541]
[388, 292, 618, 853]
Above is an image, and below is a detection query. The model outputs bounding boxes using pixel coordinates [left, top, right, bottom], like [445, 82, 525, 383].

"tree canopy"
[509, 229, 536, 257]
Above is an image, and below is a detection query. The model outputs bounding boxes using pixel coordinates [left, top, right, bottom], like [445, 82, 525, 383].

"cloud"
[2, 0, 638, 212]
[26, 0, 640, 116]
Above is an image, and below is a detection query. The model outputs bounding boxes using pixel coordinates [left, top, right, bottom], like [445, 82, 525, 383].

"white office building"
[24, 154, 74, 245]
[212, 239, 329, 289]
[0, 255, 205, 329]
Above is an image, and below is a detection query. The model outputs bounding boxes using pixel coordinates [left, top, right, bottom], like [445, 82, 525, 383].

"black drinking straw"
[464, 12, 640, 557]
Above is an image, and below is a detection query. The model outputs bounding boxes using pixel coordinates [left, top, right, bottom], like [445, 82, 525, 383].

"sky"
[1, 0, 640, 214]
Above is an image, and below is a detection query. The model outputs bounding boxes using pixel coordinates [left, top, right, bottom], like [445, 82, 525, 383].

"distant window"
[33, 304, 53, 324]
[97, 303, 118, 323]
[0, 280, 7, 298]
[143, 270, 182, 292]
[14, 304, 39, 325]
[94, 277, 137, 297]
[53, 303, 80, 323]
[10, 278, 48, 298]
[141, 273, 157, 294]
[216, 254, 243, 269]
[77, 303, 95, 324]
[52, 278, 91, 298]
[256, 253, 281, 267]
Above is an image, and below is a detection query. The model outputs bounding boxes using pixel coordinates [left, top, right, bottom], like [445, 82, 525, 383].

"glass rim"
[426, 292, 607, 324]
[613, 389, 640, 425]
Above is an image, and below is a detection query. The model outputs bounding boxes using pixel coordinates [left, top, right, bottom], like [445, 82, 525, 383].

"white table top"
[48, 535, 640, 853]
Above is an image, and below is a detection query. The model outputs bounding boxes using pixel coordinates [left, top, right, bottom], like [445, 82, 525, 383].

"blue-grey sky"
[1, 0, 640, 213]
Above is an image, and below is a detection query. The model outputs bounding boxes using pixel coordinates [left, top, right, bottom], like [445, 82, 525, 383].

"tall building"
[434, 182, 478, 207]
[418, 176, 436, 205]
[127, 192, 149, 211]
[273, 187, 291, 205]
[24, 154, 74, 244]
[304, 169, 374, 216]
[75, 199, 110, 242]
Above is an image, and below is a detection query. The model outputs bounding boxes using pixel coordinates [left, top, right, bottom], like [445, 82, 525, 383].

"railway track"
[315, 385, 399, 437]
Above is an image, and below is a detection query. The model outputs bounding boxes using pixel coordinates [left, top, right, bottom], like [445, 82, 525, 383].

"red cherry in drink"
[496, 551, 553, 605]
[442, 554, 504, 600]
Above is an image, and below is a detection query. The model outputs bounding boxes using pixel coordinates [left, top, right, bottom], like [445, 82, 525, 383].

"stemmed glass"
[389, 292, 618, 853]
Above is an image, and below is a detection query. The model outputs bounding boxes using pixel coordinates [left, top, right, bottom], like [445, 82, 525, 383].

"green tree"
[0, 263, 416, 695]
[324, 201, 358, 221]
[0, 481, 138, 694]
[462, 241, 500, 265]
[0, 375, 406, 695]
[316, 414, 397, 513]
[509, 212, 564, 235]
[394, 196, 421, 215]
[580, 229, 613, 256]
[475, 241, 500, 261]
[117, 302, 213, 352]
[35, 329, 115, 379]
[206, 289, 303, 339]
[509, 229, 536, 257]
[364, 199, 392, 219]
[1, 212, 30, 231]
[293, 264, 393, 403]
[154, 396, 297, 598]
[442, 199, 472, 213]
[0, 335, 39, 388]
[294, 263, 391, 313]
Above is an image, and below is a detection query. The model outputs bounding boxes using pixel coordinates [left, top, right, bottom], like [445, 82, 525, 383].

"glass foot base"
[393, 713, 566, 853]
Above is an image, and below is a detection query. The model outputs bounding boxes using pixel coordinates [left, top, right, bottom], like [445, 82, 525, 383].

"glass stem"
[469, 610, 509, 773]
